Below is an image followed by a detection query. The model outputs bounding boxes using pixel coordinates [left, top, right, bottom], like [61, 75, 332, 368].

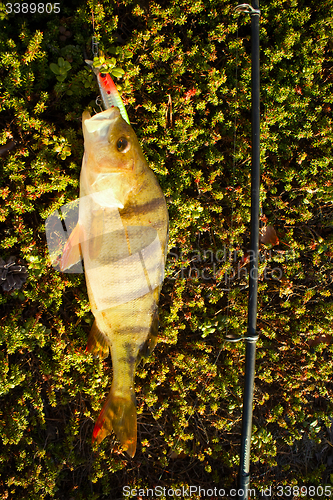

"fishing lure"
[85, 59, 130, 125]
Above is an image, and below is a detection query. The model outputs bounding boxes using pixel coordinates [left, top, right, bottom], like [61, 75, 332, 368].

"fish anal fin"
[59, 222, 82, 271]
[86, 321, 110, 359]
[137, 308, 159, 366]
[92, 389, 137, 458]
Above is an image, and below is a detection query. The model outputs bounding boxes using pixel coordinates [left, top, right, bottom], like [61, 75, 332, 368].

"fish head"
[81, 108, 145, 208]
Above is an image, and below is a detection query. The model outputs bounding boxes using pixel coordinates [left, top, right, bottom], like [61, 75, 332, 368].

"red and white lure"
[85, 59, 130, 124]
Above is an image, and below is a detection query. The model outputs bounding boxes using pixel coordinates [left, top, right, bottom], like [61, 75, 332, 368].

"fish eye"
[116, 137, 130, 153]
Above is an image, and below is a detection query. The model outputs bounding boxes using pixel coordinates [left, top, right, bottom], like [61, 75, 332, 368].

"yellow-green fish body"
[61, 107, 168, 457]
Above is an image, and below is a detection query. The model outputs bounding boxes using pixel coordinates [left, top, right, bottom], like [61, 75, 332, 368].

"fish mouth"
[84, 108, 121, 135]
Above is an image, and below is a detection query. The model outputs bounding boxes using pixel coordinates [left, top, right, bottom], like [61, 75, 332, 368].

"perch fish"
[60, 105, 168, 457]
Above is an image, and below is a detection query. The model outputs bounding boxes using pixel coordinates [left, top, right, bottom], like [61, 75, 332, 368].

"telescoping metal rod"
[236, 1, 260, 499]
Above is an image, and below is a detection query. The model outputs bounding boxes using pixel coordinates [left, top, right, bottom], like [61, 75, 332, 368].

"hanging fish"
[59, 103, 168, 458]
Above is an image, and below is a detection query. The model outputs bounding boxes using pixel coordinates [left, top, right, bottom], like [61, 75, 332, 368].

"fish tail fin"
[137, 308, 159, 367]
[86, 320, 110, 359]
[92, 388, 137, 458]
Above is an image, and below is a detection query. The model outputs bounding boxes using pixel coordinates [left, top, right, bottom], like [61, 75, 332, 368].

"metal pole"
[236, 2, 260, 499]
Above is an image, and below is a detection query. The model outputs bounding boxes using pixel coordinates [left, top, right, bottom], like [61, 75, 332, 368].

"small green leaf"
[317, 244, 328, 254]
[50, 63, 60, 75]
[106, 57, 116, 66]
[111, 67, 125, 78]
[63, 61, 71, 71]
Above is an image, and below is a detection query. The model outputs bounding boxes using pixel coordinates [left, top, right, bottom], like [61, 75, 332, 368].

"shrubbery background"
[1, 0, 333, 498]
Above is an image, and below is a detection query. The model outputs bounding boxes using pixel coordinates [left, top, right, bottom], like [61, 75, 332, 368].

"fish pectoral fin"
[137, 308, 159, 367]
[59, 222, 83, 271]
[92, 389, 137, 458]
[86, 321, 110, 359]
